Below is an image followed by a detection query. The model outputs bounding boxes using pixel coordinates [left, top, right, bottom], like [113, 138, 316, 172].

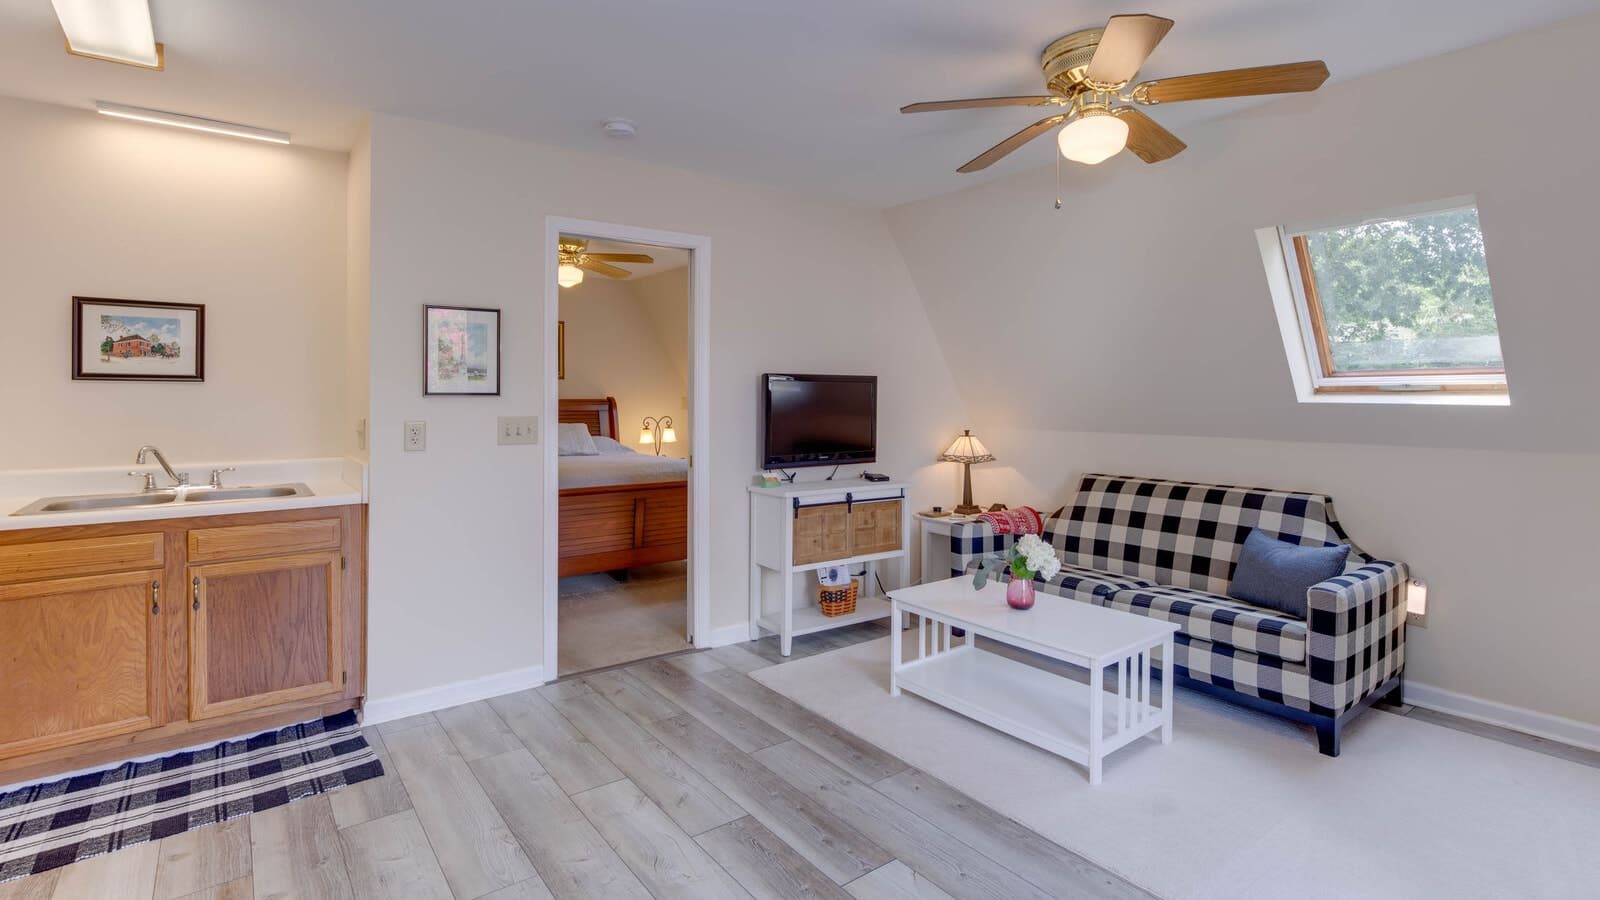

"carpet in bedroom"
[751, 633, 1600, 900]
[558, 561, 689, 675]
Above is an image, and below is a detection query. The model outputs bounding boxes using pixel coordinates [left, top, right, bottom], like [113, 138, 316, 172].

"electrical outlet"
[498, 416, 538, 445]
[404, 420, 426, 452]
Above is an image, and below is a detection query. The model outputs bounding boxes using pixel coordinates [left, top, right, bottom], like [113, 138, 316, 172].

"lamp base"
[953, 503, 981, 516]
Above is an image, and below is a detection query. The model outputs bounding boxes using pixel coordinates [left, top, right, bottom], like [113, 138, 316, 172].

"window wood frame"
[1283, 218, 1507, 396]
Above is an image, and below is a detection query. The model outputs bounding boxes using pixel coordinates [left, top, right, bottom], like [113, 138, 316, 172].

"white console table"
[748, 480, 911, 656]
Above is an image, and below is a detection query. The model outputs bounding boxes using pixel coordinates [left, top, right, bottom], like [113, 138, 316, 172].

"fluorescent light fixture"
[53, 0, 163, 69]
[95, 101, 291, 144]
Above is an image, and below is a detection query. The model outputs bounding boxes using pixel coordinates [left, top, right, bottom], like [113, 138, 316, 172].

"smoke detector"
[602, 118, 637, 139]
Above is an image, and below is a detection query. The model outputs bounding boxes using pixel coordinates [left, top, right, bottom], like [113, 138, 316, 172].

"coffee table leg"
[1161, 636, 1174, 744]
[1088, 662, 1104, 786]
[889, 598, 901, 697]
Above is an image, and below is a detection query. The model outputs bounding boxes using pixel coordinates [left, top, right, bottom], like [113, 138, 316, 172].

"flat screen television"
[762, 374, 877, 469]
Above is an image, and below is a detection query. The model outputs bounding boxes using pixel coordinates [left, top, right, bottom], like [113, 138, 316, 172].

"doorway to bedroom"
[549, 227, 701, 676]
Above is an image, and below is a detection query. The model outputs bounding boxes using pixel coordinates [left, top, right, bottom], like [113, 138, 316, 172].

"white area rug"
[751, 635, 1600, 900]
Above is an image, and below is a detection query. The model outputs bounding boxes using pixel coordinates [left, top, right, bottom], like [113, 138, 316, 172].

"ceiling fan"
[902, 13, 1329, 173]
[557, 238, 654, 288]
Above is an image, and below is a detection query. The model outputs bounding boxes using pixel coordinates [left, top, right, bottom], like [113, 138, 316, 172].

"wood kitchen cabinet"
[0, 506, 365, 785]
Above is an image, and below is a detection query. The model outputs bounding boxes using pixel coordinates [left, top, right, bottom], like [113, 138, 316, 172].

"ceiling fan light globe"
[1057, 113, 1129, 165]
[557, 263, 584, 288]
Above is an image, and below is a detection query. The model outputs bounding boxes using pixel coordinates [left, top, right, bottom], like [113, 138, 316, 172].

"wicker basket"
[817, 580, 859, 617]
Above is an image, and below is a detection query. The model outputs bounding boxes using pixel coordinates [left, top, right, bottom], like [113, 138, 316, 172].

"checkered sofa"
[951, 474, 1407, 756]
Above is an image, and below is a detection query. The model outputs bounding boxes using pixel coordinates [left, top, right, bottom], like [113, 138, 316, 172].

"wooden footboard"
[559, 481, 688, 577]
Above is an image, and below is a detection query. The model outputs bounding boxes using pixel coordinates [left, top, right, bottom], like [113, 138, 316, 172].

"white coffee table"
[888, 577, 1178, 785]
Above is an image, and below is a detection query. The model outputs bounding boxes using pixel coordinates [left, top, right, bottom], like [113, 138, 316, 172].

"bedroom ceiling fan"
[557, 238, 654, 288]
[901, 13, 1329, 173]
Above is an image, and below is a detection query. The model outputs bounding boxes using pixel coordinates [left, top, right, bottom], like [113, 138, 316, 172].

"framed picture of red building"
[72, 297, 205, 382]
[424, 305, 500, 395]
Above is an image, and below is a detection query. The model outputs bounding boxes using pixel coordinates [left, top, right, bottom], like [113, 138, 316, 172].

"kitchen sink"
[182, 484, 311, 502]
[12, 483, 314, 516]
[26, 492, 180, 513]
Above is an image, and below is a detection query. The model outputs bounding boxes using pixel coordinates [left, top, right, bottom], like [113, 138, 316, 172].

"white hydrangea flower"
[1012, 534, 1061, 580]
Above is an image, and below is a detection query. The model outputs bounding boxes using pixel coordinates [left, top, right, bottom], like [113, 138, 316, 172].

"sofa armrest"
[947, 521, 1015, 580]
[1305, 560, 1409, 713]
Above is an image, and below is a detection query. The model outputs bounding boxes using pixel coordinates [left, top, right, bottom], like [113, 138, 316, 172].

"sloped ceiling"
[885, 12, 1600, 453]
[1, 0, 1598, 207]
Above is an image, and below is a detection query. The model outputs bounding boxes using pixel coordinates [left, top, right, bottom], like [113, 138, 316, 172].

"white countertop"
[0, 457, 367, 531]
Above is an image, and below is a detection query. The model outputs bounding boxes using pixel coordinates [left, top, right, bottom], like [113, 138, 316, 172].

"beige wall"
[345, 123, 372, 461]
[365, 113, 967, 702]
[885, 16, 1600, 726]
[0, 94, 349, 468]
[559, 272, 689, 457]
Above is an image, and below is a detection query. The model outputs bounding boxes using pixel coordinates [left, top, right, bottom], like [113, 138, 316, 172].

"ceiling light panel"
[53, 0, 163, 69]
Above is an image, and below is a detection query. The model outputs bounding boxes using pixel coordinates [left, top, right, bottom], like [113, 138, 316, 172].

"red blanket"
[976, 506, 1043, 535]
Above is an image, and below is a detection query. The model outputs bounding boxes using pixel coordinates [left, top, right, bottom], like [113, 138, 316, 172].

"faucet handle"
[128, 471, 157, 492]
[208, 467, 236, 489]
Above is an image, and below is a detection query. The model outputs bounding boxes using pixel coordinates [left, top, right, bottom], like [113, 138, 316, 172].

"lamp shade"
[660, 426, 677, 444]
[939, 430, 994, 464]
[558, 263, 584, 288]
[638, 427, 655, 445]
[1057, 110, 1129, 165]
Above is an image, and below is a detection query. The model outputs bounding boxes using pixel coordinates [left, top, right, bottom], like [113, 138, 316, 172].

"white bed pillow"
[593, 435, 637, 455]
[557, 423, 599, 456]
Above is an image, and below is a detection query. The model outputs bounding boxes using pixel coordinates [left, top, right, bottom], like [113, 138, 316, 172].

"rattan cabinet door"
[793, 504, 850, 565]
[850, 499, 903, 556]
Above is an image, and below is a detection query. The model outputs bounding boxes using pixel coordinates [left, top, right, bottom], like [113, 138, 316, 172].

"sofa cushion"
[1045, 474, 1367, 596]
[1032, 564, 1156, 605]
[1103, 585, 1308, 663]
[1227, 528, 1350, 619]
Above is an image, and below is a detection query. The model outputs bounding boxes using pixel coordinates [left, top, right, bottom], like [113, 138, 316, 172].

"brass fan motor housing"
[1040, 28, 1107, 97]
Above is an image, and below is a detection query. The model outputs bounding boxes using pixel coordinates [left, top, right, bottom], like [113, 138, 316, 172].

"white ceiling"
[1, 0, 1597, 208]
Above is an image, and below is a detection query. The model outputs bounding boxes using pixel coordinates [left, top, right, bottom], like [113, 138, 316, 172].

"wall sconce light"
[639, 415, 677, 456]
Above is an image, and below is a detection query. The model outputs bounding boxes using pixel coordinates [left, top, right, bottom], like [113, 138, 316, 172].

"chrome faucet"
[134, 445, 188, 487]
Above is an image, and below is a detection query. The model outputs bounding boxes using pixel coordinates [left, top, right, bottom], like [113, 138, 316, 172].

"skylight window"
[1259, 197, 1508, 405]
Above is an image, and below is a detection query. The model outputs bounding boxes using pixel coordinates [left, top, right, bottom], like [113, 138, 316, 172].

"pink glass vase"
[1006, 577, 1035, 610]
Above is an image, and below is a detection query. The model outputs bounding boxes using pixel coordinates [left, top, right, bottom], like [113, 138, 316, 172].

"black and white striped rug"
[0, 710, 381, 884]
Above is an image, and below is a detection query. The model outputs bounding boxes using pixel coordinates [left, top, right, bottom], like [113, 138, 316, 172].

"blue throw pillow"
[1227, 529, 1350, 619]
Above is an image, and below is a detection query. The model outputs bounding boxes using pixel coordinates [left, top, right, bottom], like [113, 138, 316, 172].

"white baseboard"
[363, 664, 546, 726]
[1405, 680, 1600, 753]
[701, 622, 753, 649]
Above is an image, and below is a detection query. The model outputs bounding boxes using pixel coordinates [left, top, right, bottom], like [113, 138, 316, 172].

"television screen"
[762, 374, 877, 469]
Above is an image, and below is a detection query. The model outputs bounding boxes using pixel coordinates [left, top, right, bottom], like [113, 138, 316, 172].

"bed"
[558, 397, 688, 577]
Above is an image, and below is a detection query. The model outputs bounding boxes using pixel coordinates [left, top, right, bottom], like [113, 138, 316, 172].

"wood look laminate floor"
[5, 622, 1593, 900]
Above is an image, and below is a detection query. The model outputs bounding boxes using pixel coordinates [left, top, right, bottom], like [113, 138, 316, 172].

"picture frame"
[424, 305, 501, 395]
[558, 320, 566, 380]
[72, 296, 205, 382]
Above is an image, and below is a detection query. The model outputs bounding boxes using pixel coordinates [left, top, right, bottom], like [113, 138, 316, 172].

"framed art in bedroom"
[424, 305, 501, 395]
[72, 296, 205, 382]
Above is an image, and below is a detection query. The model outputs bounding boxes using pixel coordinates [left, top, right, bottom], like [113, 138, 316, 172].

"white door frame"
[542, 216, 712, 677]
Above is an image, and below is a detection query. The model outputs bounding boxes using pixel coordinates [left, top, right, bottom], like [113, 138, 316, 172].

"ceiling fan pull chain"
[1055, 150, 1062, 210]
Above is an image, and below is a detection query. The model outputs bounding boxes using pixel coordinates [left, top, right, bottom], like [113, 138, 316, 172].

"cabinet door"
[188, 551, 343, 720]
[0, 571, 162, 760]
[793, 504, 851, 565]
[850, 499, 903, 556]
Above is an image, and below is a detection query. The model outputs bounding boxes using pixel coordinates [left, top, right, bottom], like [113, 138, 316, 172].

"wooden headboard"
[559, 397, 619, 439]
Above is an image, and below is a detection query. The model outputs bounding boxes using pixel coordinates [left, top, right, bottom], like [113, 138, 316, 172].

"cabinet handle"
[192, 576, 201, 611]
[151, 579, 160, 615]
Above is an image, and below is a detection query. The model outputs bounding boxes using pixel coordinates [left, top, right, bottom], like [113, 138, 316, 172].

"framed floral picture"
[424, 305, 500, 395]
[73, 297, 205, 382]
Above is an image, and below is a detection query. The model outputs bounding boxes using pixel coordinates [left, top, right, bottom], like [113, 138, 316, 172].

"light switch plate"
[498, 416, 538, 445]
[404, 420, 426, 452]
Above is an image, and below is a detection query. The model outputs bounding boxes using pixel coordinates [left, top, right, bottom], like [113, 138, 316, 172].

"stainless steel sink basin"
[182, 484, 312, 502]
[24, 492, 180, 513]
[12, 483, 314, 516]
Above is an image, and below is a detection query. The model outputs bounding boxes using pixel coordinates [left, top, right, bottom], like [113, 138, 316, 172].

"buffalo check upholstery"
[950, 474, 1407, 749]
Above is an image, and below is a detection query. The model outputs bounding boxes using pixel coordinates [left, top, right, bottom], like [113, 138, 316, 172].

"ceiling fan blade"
[1134, 61, 1329, 104]
[901, 96, 1061, 114]
[584, 253, 654, 263]
[579, 259, 631, 279]
[957, 114, 1068, 173]
[1085, 14, 1174, 86]
[1114, 108, 1186, 163]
